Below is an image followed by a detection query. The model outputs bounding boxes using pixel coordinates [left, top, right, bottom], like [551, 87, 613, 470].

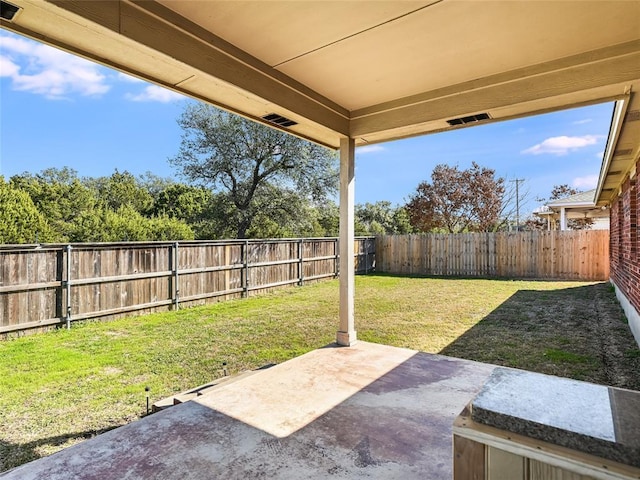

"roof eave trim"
[546, 202, 596, 208]
[595, 95, 630, 204]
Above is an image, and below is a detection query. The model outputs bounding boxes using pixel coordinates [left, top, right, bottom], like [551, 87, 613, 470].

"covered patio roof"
[1, 1, 639, 150]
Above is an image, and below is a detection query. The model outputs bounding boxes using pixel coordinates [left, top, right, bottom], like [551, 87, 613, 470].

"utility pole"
[510, 179, 525, 231]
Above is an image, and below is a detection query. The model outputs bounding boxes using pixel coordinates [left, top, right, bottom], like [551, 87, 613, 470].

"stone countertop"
[470, 367, 640, 468]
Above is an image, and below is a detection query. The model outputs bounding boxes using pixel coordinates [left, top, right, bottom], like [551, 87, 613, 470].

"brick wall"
[610, 159, 640, 344]
[610, 195, 620, 281]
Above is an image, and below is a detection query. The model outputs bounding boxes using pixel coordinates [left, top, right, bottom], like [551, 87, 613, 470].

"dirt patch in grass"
[0, 275, 638, 472]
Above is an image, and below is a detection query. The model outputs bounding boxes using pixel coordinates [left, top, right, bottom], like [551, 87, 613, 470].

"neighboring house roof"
[546, 189, 596, 208]
[535, 188, 609, 222]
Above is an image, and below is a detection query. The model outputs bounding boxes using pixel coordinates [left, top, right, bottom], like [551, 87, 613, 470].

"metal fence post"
[173, 242, 180, 310]
[243, 240, 249, 298]
[372, 237, 376, 272]
[65, 244, 72, 329]
[365, 239, 369, 274]
[335, 238, 339, 278]
[298, 239, 304, 286]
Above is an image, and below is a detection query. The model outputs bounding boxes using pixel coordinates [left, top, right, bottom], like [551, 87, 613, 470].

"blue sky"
[1, 30, 612, 217]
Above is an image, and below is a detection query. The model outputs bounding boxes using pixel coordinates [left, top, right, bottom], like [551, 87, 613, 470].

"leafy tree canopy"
[10, 168, 96, 241]
[3, 107, 430, 243]
[355, 201, 413, 235]
[69, 205, 194, 242]
[85, 170, 154, 214]
[0, 177, 55, 244]
[405, 162, 505, 233]
[150, 183, 212, 224]
[170, 103, 338, 238]
[550, 184, 583, 201]
[6, 169, 195, 244]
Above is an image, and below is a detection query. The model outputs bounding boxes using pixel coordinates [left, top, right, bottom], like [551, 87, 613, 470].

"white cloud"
[572, 175, 598, 189]
[521, 135, 603, 156]
[0, 33, 110, 99]
[572, 118, 592, 125]
[125, 85, 183, 103]
[356, 145, 385, 154]
[0, 56, 19, 77]
[0, 33, 179, 104]
[596, 150, 605, 159]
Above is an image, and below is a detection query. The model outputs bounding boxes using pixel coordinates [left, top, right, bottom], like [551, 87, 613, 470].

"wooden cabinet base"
[453, 408, 640, 480]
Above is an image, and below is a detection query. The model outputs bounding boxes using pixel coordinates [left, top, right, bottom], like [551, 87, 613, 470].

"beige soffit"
[595, 95, 640, 206]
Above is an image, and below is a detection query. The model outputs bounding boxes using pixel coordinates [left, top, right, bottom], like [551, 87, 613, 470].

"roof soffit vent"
[262, 113, 298, 128]
[614, 148, 633, 157]
[0, 1, 20, 21]
[625, 110, 640, 122]
[446, 112, 491, 126]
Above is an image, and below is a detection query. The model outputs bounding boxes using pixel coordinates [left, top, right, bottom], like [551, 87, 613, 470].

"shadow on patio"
[0, 428, 116, 474]
[1, 342, 495, 480]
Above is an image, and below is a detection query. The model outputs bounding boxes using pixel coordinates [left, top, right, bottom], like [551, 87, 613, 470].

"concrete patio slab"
[2, 341, 495, 479]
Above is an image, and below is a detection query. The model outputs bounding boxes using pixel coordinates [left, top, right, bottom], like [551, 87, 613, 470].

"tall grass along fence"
[376, 230, 609, 281]
[0, 237, 376, 336]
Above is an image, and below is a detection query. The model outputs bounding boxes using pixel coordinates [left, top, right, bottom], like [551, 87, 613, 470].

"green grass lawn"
[1, 274, 639, 472]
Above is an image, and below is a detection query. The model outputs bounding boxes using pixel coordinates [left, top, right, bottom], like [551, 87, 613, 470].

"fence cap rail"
[0, 236, 377, 253]
[0, 245, 62, 252]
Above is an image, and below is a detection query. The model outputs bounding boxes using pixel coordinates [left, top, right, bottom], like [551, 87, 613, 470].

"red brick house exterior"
[608, 159, 639, 345]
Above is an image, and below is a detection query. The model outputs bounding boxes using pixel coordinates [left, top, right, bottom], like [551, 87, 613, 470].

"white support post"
[337, 137, 357, 346]
[560, 207, 567, 231]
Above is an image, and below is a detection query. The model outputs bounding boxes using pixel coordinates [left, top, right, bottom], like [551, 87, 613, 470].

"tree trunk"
[236, 215, 251, 239]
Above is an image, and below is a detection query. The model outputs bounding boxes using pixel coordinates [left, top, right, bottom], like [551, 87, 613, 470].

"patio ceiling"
[1, 1, 639, 154]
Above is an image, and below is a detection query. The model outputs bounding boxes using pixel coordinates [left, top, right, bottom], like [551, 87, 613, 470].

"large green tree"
[69, 205, 194, 242]
[0, 177, 55, 244]
[406, 162, 505, 233]
[170, 103, 339, 238]
[85, 170, 154, 214]
[150, 183, 212, 223]
[10, 167, 96, 241]
[355, 201, 414, 235]
[7, 168, 195, 243]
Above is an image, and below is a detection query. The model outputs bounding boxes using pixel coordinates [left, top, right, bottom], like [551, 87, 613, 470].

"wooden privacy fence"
[376, 230, 609, 281]
[0, 237, 376, 335]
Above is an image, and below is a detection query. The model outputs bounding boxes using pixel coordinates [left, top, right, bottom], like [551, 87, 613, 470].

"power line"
[510, 179, 525, 231]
